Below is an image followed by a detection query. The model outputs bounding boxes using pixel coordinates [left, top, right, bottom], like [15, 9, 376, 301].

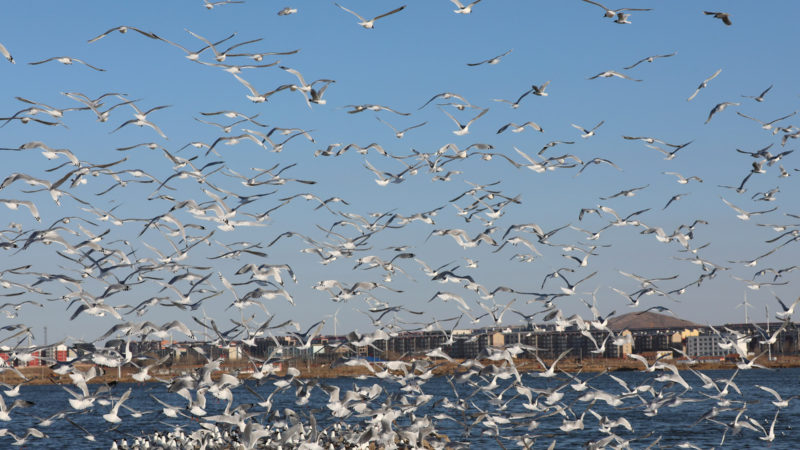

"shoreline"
[8, 356, 800, 386]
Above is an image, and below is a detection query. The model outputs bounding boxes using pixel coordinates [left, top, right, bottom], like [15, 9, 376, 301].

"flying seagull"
[704, 11, 732, 26]
[572, 120, 605, 138]
[451, 0, 483, 14]
[588, 70, 641, 81]
[440, 107, 489, 136]
[0, 41, 15, 63]
[580, 0, 651, 19]
[334, 3, 406, 29]
[624, 52, 676, 70]
[742, 85, 773, 103]
[687, 68, 722, 101]
[28, 56, 105, 71]
[705, 102, 739, 124]
[467, 49, 512, 67]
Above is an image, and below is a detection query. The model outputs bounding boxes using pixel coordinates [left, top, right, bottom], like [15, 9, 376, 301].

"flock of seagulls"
[0, 0, 798, 448]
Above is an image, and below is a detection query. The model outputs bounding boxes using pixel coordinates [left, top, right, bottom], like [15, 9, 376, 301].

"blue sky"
[0, 1, 798, 344]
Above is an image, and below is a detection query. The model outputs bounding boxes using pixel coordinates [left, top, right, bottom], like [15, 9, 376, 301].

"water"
[4, 367, 799, 448]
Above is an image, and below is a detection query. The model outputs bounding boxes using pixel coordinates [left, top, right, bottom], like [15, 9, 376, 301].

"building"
[686, 334, 727, 358]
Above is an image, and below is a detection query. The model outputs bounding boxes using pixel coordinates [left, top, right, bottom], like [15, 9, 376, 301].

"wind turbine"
[736, 291, 752, 324]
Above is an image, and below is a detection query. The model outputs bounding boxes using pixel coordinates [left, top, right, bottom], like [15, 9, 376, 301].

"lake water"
[5, 367, 800, 448]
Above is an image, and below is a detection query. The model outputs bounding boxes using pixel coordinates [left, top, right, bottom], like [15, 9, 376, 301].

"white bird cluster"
[0, 1, 797, 449]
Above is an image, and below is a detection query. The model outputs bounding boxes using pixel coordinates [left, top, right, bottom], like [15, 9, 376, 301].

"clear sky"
[0, 1, 798, 344]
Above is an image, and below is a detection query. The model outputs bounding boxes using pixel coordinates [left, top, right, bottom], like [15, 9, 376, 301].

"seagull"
[0, 199, 41, 222]
[278, 7, 298, 15]
[0, 395, 33, 421]
[440, 107, 489, 136]
[419, 92, 470, 110]
[185, 30, 260, 63]
[28, 56, 105, 71]
[721, 197, 778, 221]
[203, 0, 244, 9]
[572, 120, 605, 138]
[232, 73, 289, 103]
[663, 193, 690, 210]
[451, 0, 483, 14]
[334, 3, 406, 29]
[663, 171, 703, 184]
[580, 0, 651, 19]
[467, 49, 512, 66]
[497, 121, 543, 134]
[736, 111, 796, 131]
[599, 184, 648, 200]
[0, 41, 13, 63]
[775, 295, 800, 320]
[588, 70, 641, 81]
[750, 410, 779, 442]
[87, 25, 158, 43]
[493, 89, 533, 109]
[742, 84, 773, 102]
[156, 32, 236, 61]
[376, 117, 427, 139]
[533, 348, 572, 377]
[578, 157, 621, 174]
[687, 68, 722, 101]
[344, 104, 410, 115]
[558, 271, 597, 295]
[704, 11, 732, 26]
[705, 102, 739, 124]
[103, 387, 132, 423]
[531, 80, 550, 96]
[624, 52, 677, 70]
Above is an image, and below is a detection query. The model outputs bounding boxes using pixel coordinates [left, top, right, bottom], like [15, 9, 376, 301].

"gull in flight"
[334, 3, 406, 29]
[111, 103, 171, 138]
[185, 30, 261, 63]
[467, 49, 512, 66]
[736, 111, 796, 131]
[599, 184, 648, 200]
[687, 68, 722, 101]
[742, 84, 773, 102]
[705, 102, 739, 124]
[376, 117, 427, 139]
[588, 70, 641, 81]
[580, 0, 651, 20]
[497, 121, 543, 134]
[87, 25, 158, 43]
[102, 387, 132, 423]
[533, 348, 572, 377]
[721, 197, 777, 220]
[451, 0, 482, 14]
[493, 90, 533, 109]
[572, 120, 605, 138]
[232, 73, 289, 103]
[0, 41, 13, 63]
[623, 52, 676, 70]
[663, 192, 690, 210]
[704, 11, 732, 26]
[0, 199, 41, 222]
[203, 0, 244, 9]
[440, 107, 489, 136]
[531, 80, 550, 96]
[278, 7, 298, 15]
[344, 104, 410, 115]
[28, 56, 105, 71]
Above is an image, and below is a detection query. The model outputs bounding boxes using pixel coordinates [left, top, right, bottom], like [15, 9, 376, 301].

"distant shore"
[7, 356, 800, 386]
